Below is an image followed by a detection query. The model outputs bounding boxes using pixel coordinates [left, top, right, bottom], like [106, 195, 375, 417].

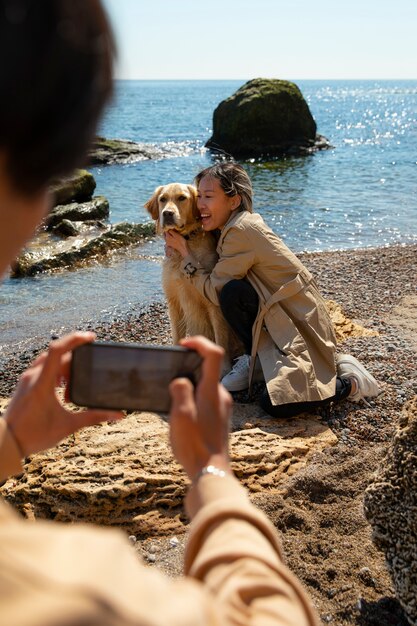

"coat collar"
[218, 210, 248, 247]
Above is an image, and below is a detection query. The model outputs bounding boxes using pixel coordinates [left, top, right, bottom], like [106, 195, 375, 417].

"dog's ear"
[187, 185, 199, 220]
[144, 186, 163, 220]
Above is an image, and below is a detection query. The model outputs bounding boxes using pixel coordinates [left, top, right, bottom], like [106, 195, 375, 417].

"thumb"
[169, 377, 195, 419]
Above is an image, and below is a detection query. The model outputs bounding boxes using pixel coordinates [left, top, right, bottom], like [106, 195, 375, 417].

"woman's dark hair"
[0, 0, 115, 193]
[194, 162, 253, 212]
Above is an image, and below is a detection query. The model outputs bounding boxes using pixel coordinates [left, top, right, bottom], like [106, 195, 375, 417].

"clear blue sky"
[103, 0, 416, 80]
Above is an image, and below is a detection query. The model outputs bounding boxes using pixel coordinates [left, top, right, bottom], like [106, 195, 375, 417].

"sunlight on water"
[1, 80, 416, 351]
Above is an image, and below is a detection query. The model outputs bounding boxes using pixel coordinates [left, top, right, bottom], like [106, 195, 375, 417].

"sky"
[103, 0, 417, 80]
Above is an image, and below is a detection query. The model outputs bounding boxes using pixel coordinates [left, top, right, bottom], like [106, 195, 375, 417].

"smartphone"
[69, 341, 202, 413]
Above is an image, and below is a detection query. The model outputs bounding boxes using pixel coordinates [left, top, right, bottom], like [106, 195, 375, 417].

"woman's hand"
[4, 332, 123, 458]
[169, 336, 232, 481]
[164, 229, 189, 258]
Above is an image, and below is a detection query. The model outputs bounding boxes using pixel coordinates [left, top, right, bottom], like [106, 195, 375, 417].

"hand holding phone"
[169, 335, 232, 484]
[4, 332, 123, 461]
[69, 341, 203, 413]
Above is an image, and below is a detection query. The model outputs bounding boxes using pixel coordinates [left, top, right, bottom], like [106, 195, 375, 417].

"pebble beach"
[1, 242, 416, 625]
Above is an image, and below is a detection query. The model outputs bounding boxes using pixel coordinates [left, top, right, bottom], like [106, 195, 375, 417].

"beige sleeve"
[185, 474, 319, 626]
[0, 419, 24, 481]
[181, 227, 256, 305]
[0, 500, 218, 626]
[0, 465, 318, 625]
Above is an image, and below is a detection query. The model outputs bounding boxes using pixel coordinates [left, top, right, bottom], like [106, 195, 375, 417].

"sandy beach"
[1, 242, 416, 625]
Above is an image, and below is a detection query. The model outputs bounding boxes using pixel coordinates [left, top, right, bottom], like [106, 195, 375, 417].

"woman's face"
[0, 158, 51, 278]
[197, 175, 240, 231]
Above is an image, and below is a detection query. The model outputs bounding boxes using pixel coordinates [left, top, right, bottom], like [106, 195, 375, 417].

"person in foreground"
[1, 335, 319, 626]
[166, 162, 381, 418]
[0, 1, 319, 624]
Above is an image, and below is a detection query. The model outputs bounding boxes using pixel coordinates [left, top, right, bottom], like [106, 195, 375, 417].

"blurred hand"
[164, 242, 174, 258]
[4, 332, 123, 457]
[164, 229, 189, 258]
[169, 336, 232, 481]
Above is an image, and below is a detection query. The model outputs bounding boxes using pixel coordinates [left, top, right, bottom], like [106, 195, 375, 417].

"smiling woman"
[165, 161, 381, 418]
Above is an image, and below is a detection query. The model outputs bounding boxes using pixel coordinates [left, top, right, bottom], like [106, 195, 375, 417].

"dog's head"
[144, 183, 199, 235]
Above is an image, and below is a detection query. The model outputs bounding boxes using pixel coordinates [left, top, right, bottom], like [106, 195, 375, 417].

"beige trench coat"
[0, 419, 319, 626]
[182, 210, 337, 406]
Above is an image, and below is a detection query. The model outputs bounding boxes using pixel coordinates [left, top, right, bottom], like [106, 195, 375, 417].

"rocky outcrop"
[11, 167, 158, 276]
[46, 171, 108, 240]
[45, 196, 110, 229]
[89, 137, 170, 165]
[364, 397, 417, 625]
[50, 219, 80, 238]
[51, 169, 96, 205]
[206, 78, 331, 159]
[0, 404, 336, 537]
[11, 222, 155, 277]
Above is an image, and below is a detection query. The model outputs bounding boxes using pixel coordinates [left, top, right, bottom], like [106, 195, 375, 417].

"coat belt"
[248, 270, 312, 393]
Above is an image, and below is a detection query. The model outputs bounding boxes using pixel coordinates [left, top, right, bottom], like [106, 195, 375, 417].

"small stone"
[147, 553, 156, 563]
[169, 536, 179, 548]
[128, 535, 137, 543]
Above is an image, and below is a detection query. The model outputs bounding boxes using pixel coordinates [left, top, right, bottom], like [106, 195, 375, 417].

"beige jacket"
[182, 211, 337, 406]
[0, 420, 318, 626]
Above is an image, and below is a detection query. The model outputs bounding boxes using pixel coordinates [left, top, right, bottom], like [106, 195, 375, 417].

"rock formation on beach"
[206, 78, 331, 159]
[0, 404, 337, 537]
[364, 396, 417, 625]
[11, 222, 155, 277]
[11, 169, 155, 277]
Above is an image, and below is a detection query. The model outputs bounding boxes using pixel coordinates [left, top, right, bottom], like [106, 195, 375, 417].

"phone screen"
[69, 342, 202, 413]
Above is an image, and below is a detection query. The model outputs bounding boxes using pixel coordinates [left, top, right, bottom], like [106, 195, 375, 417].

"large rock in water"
[364, 397, 417, 625]
[206, 78, 328, 159]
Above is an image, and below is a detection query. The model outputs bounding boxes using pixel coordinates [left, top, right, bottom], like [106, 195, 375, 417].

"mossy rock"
[206, 78, 326, 159]
[50, 169, 96, 205]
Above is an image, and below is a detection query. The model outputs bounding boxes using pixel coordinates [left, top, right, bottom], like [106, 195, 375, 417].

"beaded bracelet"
[192, 464, 227, 484]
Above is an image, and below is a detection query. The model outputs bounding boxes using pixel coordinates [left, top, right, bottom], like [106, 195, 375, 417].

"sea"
[1, 79, 416, 357]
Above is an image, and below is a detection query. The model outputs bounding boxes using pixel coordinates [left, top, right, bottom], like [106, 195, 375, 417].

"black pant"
[219, 279, 351, 418]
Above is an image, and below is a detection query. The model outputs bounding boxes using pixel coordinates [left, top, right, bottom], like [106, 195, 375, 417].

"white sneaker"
[221, 354, 250, 392]
[337, 354, 381, 402]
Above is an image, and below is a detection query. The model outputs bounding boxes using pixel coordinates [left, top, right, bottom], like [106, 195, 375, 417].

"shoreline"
[1, 242, 416, 396]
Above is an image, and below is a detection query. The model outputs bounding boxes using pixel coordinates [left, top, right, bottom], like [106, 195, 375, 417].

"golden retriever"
[145, 183, 236, 368]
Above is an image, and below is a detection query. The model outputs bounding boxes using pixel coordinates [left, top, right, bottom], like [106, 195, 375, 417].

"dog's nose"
[162, 209, 175, 225]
